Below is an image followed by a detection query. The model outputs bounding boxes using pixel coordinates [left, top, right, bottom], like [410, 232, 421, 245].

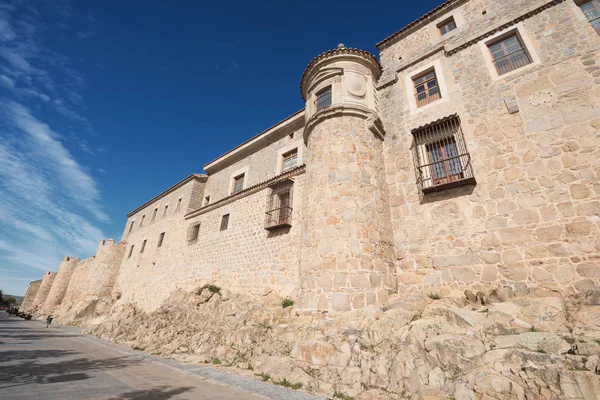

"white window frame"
[275, 142, 304, 175]
[479, 23, 540, 81]
[403, 59, 449, 113]
[228, 165, 250, 195]
[429, 11, 465, 42]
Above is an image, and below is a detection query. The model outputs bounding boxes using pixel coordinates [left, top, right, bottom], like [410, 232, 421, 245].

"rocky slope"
[76, 285, 600, 399]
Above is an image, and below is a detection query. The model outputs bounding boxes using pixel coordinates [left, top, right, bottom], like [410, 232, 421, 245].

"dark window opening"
[188, 223, 201, 245]
[315, 86, 332, 111]
[157, 232, 165, 247]
[265, 181, 293, 230]
[437, 17, 457, 35]
[220, 214, 230, 231]
[233, 174, 245, 194]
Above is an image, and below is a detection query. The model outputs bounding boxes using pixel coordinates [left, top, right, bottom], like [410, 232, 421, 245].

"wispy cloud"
[0, 1, 106, 295]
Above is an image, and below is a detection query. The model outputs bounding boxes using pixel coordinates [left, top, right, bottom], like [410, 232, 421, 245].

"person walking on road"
[45, 315, 53, 328]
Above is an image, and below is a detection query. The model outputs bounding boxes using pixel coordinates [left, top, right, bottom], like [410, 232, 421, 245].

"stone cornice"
[185, 165, 306, 219]
[445, 0, 564, 56]
[303, 104, 386, 143]
[127, 173, 208, 218]
[203, 110, 305, 174]
[300, 47, 381, 101]
[375, 0, 563, 91]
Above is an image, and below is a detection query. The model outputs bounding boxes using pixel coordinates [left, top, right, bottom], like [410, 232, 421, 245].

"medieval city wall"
[114, 179, 205, 307]
[56, 240, 125, 317]
[42, 256, 79, 312]
[29, 272, 56, 311]
[21, 279, 42, 311]
[117, 171, 306, 312]
[379, 0, 600, 295]
[61, 256, 95, 306]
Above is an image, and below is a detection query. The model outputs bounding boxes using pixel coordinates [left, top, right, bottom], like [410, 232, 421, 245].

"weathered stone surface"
[577, 262, 600, 278]
[431, 253, 479, 268]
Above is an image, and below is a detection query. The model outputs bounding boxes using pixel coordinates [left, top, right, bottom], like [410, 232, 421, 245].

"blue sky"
[0, 0, 443, 295]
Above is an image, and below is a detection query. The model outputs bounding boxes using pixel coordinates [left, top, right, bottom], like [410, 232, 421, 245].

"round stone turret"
[299, 46, 396, 311]
[42, 256, 79, 312]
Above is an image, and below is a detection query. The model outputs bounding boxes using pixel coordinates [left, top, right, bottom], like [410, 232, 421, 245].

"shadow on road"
[0, 326, 77, 341]
[114, 386, 194, 399]
[0, 355, 142, 389]
[0, 349, 78, 362]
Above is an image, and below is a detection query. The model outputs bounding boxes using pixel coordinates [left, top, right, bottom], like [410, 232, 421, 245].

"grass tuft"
[273, 378, 302, 389]
[282, 298, 295, 308]
[212, 358, 222, 365]
[333, 392, 355, 400]
[255, 373, 271, 381]
[427, 293, 441, 300]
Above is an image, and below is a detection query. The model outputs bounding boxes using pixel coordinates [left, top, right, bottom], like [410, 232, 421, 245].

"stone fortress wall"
[377, 0, 600, 296]
[28, 272, 56, 311]
[20, 279, 42, 311]
[24, 0, 600, 318]
[41, 256, 79, 312]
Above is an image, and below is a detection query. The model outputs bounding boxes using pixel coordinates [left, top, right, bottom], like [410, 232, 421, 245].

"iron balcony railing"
[315, 90, 332, 111]
[415, 152, 475, 193]
[265, 206, 293, 230]
[493, 48, 531, 75]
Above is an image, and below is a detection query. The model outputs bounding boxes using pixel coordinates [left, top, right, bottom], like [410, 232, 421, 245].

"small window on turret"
[315, 86, 332, 111]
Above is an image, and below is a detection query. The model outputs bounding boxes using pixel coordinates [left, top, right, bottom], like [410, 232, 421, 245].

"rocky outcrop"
[77, 285, 600, 400]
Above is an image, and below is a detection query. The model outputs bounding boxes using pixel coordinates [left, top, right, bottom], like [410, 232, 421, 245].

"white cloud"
[0, 73, 14, 88]
[0, 3, 107, 296]
[5, 101, 108, 222]
[0, 47, 34, 72]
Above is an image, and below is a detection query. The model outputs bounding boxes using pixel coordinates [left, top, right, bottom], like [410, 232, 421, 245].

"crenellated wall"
[29, 272, 56, 312]
[21, 279, 42, 311]
[54, 239, 127, 320]
[42, 256, 79, 312]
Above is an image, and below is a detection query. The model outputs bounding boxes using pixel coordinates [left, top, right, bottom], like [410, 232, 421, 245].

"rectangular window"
[580, 0, 600, 35]
[128, 245, 134, 258]
[140, 239, 147, 253]
[140, 215, 145, 227]
[176, 198, 182, 210]
[233, 174, 245, 194]
[157, 232, 165, 247]
[163, 205, 168, 216]
[265, 181, 294, 230]
[204, 195, 210, 206]
[437, 17, 456, 35]
[413, 69, 441, 108]
[220, 214, 230, 231]
[411, 115, 475, 193]
[152, 208, 158, 221]
[129, 221, 134, 233]
[315, 86, 332, 111]
[488, 34, 531, 76]
[188, 223, 201, 245]
[282, 149, 298, 172]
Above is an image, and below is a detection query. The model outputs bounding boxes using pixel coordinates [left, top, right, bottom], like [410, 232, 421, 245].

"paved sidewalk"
[0, 312, 325, 400]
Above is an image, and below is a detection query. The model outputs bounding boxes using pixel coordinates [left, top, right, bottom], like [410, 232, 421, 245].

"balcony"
[265, 206, 293, 230]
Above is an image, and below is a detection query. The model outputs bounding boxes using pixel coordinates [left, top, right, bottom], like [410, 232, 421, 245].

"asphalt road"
[0, 311, 324, 400]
